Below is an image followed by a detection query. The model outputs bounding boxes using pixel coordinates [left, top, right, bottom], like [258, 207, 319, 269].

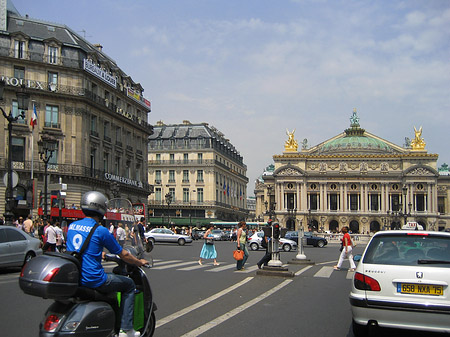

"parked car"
[284, 231, 328, 248]
[350, 230, 450, 336]
[248, 231, 297, 252]
[144, 228, 192, 245]
[210, 229, 227, 241]
[0, 225, 42, 268]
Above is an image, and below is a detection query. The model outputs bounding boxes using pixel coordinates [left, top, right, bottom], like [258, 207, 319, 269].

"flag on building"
[30, 103, 38, 129]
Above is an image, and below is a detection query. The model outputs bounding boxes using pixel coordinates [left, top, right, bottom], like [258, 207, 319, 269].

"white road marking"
[156, 276, 254, 329]
[346, 271, 355, 279]
[153, 259, 182, 266]
[314, 266, 334, 278]
[206, 264, 237, 272]
[295, 265, 314, 276]
[152, 261, 197, 270]
[180, 279, 293, 337]
[234, 265, 258, 273]
[178, 263, 209, 271]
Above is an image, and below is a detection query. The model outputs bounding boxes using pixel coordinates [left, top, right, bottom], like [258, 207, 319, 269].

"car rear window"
[363, 234, 450, 267]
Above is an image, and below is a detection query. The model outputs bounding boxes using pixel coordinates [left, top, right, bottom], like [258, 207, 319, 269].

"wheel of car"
[250, 242, 259, 251]
[177, 238, 186, 246]
[23, 252, 35, 265]
[352, 320, 367, 337]
[148, 237, 155, 245]
[282, 243, 291, 252]
[317, 240, 325, 248]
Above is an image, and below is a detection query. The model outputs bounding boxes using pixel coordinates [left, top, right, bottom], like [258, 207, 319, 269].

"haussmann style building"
[147, 120, 248, 228]
[0, 1, 153, 223]
[254, 109, 450, 233]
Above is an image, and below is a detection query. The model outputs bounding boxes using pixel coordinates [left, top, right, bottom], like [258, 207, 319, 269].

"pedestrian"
[334, 226, 356, 271]
[23, 214, 34, 237]
[16, 217, 24, 231]
[54, 222, 64, 252]
[43, 221, 57, 252]
[236, 221, 249, 270]
[116, 223, 126, 247]
[257, 229, 271, 269]
[198, 225, 219, 266]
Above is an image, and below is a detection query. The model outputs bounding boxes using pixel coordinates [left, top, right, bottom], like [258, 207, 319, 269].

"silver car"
[144, 228, 192, 246]
[350, 230, 450, 335]
[248, 231, 297, 252]
[0, 225, 42, 268]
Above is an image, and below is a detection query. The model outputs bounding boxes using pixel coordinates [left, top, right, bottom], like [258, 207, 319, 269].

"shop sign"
[1, 76, 45, 90]
[105, 173, 143, 188]
[127, 87, 151, 109]
[83, 59, 117, 88]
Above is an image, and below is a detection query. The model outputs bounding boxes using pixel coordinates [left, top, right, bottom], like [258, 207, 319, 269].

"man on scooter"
[66, 191, 149, 337]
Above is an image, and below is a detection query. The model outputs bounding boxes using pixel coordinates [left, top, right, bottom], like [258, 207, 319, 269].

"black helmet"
[81, 191, 108, 217]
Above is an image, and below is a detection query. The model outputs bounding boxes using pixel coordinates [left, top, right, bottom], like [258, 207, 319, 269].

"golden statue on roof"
[410, 126, 426, 151]
[285, 129, 298, 152]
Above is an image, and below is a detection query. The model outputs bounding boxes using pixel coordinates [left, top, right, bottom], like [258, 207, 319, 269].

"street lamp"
[402, 185, 408, 227]
[38, 135, 57, 224]
[0, 81, 30, 226]
[189, 189, 196, 228]
[165, 192, 172, 226]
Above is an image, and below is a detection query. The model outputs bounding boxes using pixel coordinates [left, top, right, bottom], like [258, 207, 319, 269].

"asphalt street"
[0, 239, 448, 337]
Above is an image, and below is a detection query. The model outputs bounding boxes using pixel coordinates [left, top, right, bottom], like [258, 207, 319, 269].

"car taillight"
[43, 268, 60, 282]
[354, 272, 381, 291]
[43, 314, 62, 331]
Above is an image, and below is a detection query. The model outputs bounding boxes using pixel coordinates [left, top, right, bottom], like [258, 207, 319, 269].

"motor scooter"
[19, 198, 156, 337]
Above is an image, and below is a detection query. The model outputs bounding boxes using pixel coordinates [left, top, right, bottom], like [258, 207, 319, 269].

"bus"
[209, 222, 266, 229]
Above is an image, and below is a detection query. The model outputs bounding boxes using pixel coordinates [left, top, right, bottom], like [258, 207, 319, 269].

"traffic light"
[273, 222, 280, 239]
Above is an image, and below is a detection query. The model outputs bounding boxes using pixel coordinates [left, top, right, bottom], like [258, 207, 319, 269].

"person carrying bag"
[198, 225, 219, 266]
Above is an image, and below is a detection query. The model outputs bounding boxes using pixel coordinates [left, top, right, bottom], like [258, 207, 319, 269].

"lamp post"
[0, 81, 30, 226]
[402, 185, 408, 227]
[189, 189, 196, 228]
[38, 135, 56, 224]
[165, 192, 172, 226]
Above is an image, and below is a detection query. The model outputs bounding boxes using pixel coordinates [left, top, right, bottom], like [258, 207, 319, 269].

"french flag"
[30, 103, 38, 129]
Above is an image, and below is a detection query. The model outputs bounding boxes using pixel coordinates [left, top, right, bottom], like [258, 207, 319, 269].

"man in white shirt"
[43, 222, 57, 252]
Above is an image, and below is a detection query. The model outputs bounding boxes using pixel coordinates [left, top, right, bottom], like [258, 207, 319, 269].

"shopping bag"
[233, 249, 244, 261]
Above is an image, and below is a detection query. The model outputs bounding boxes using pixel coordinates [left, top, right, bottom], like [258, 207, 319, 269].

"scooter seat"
[75, 286, 118, 304]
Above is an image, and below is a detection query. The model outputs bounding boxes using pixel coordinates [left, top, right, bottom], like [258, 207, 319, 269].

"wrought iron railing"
[0, 159, 151, 191]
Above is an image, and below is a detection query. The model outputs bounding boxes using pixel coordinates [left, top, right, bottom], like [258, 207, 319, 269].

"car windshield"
[363, 233, 450, 267]
[211, 230, 222, 233]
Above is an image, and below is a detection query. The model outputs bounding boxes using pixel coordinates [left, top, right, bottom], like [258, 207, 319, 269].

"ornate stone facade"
[255, 110, 450, 233]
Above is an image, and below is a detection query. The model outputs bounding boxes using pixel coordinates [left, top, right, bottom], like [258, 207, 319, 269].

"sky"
[12, 0, 450, 194]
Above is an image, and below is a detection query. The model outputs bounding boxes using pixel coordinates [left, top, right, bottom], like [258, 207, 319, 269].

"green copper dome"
[319, 109, 393, 154]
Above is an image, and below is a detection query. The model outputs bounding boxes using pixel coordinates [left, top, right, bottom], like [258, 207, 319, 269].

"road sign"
[3, 171, 19, 188]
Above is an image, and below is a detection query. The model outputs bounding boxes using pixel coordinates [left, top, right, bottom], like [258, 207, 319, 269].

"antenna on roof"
[78, 29, 92, 39]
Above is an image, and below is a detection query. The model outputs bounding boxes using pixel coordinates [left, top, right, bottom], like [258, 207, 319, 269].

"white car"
[247, 231, 297, 252]
[350, 230, 450, 336]
[144, 228, 192, 246]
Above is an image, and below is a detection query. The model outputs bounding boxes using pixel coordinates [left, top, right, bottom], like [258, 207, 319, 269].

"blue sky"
[13, 0, 450, 192]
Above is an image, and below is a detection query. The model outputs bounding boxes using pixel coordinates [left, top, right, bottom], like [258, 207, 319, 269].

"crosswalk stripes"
[152, 261, 198, 270]
[314, 266, 334, 278]
[235, 265, 258, 273]
[206, 264, 237, 272]
[178, 263, 209, 271]
[153, 259, 181, 266]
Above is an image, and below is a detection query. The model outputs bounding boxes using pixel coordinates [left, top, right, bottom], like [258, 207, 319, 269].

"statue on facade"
[284, 129, 299, 152]
[410, 126, 426, 151]
[302, 138, 308, 150]
[404, 137, 411, 148]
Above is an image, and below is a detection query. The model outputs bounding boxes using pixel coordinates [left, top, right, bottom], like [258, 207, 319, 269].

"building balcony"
[0, 159, 152, 192]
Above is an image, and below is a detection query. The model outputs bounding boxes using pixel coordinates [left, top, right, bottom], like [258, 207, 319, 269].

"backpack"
[261, 236, 268, 249]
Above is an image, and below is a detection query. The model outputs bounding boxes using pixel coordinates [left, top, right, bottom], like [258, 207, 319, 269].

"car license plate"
[397, 283, 443, 296]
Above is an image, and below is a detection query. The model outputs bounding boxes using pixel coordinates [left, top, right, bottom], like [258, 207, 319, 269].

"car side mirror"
[353, 254, 362, 263]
